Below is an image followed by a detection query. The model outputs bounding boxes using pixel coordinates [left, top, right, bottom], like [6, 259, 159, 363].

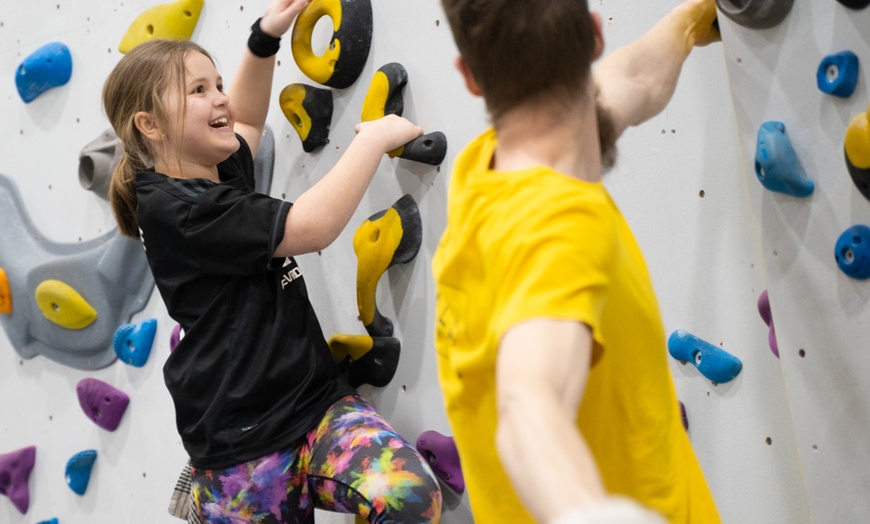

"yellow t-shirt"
[432, 129, 720, 524]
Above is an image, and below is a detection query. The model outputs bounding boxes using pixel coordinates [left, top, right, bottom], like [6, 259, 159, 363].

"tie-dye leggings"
[189, 395, 442, 523]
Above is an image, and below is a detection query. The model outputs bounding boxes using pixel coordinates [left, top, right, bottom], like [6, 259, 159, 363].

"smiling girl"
[101, 0, 441, 521]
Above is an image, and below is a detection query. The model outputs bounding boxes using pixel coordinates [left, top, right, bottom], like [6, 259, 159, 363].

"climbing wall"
[717, 1, 870, 521]
[0, 0, 835, 522]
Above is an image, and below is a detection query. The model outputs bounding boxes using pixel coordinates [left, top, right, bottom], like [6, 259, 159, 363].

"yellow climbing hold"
[360, 70, 390, 122]
[328, 333, 374, 362]
[118, 0, 204, 54]
[0, 268, 11, 314]
[354, 208, 403, 326]
[35, 280, 98, 329]
[291, 0, 343, 85]
[846, 109, 870, 170]
[280, 84, 313, 143]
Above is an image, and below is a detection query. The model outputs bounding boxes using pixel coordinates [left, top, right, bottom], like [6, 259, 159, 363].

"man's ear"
[133, 111, 164, 142]
[590, 12, 605, 61]
[455, 56, 483, 97]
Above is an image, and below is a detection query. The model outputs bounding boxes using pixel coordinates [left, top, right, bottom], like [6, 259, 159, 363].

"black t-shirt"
[136, 136, 354, 469]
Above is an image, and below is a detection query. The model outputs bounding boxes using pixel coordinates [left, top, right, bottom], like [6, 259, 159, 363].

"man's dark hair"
[441, 0, 598, 122]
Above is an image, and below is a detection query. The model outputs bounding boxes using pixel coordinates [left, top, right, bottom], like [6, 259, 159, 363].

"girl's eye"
[193, 85, 205, 94]
[217, 84, 224, 93]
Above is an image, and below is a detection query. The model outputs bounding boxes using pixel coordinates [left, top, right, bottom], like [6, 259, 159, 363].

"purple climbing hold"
[113, 318, 157, 367]
[15, 42, 73, 103]
[0, 445, 36, 514]
[65, 449, 97, 495]
[170, 322, 182, 352]
[679, 401, 689, 431]
[76, 378, 130, 431]
[757, 290, 779, 358]
[416, 430, 465, 494]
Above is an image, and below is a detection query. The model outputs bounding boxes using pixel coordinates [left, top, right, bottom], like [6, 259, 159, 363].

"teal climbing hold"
[668, 330, 743, 384]
[15, 42, 73, 103]
[36, 519, 59, 524]
[755, 121, 814, 197]
[65, 450, 97, 496]
[113, 318, 157, 367]
[817, 51, 859, 98]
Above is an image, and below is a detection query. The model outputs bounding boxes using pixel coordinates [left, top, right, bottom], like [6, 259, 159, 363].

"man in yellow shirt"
[433, 1, 722, 522]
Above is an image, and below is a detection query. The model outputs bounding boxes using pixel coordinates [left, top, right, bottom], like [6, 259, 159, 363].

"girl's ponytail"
[109, 152, 143, 239]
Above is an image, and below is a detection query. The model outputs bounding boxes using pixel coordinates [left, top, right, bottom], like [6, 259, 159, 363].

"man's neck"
[492, 94, 603, 183]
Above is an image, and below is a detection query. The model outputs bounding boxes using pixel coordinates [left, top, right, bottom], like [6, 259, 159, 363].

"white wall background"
[2, 0, 862, 523]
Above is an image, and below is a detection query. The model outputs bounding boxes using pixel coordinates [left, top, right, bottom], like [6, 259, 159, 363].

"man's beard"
[596, 101, 618, 172]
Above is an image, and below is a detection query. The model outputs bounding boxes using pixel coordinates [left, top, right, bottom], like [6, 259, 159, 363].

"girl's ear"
[133, 111, 164, 142]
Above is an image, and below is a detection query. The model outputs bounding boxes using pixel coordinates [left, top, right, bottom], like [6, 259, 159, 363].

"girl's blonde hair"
[102, 39, 214, 238]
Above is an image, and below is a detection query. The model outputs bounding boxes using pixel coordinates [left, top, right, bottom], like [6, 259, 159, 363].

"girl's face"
[160, 51, 239, 175]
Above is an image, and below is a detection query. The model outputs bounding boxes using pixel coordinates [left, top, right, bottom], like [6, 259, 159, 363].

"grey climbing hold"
[716, 0, 794, 29]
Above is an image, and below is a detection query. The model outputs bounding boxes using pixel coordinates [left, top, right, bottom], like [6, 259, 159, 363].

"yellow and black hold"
[279, 83, 334, 153]
[291, 0, 373, 89]
[328, 333, 401, 388]
[361, 62, 448, 166]
[845, 105, 870, 201]
[354, 194, 422, 338]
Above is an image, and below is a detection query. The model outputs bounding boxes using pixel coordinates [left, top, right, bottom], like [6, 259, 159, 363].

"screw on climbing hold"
[15, 42, 73, 103]
[416, 430, 465, 494]
[65, 450, 97, 495]
[361, 63, 449, 166]
[279, 84, 334, 153]
[291, 0, 373, 88]
[76, 378, 130, 431]
[817, 51, 859, 98]
[844, 108, 870, 201]
[668, 330, 743, 384]
[835, 225, 870, 279]
[754, 121, 814, 198]
[715, 0, 794, 29]
[354, 194, 422, 337]
[118, 0, 204, 53]
[0, 446, 36, 514]
[113, 318, 157, 367]
[328, 333, 401, 388]
[757, 290, 779, 358]
[34, 279, 98, 329]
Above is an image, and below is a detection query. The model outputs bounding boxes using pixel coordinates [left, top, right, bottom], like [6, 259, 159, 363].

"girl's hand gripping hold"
[260, 0, 312, 38]
[354, 114, 424, 155]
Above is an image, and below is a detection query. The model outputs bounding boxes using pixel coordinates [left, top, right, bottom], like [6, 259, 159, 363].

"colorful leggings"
[190, 395, 442, 523]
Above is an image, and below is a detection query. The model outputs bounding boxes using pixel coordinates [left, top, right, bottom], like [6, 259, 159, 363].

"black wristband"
[248, 17, 281, 58]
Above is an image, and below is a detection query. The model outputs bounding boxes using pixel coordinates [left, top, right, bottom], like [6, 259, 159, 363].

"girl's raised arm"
[230, 0, 310, 156]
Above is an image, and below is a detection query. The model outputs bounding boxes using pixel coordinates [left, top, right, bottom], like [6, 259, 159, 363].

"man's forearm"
[594, 0, 718, 133]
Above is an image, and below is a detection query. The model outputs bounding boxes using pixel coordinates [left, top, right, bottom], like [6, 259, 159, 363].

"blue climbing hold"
[668, 330, 743, 384]
[755, 121, 814, 198]
[835, 225, 870, 280]
[15, 42, 73, 103]
[65, 449, 97, 496]
[36, 519, 59, 524]
[817, 51, 859, 98]
[113, 318, 157, 367]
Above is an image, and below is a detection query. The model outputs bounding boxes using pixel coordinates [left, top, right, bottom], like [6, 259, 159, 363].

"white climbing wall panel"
[718, 1, 870, 521]
[0, 0, 841, 522]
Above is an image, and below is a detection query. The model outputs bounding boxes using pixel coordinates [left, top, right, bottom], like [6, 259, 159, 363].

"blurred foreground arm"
[496, 320, 665, 523]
